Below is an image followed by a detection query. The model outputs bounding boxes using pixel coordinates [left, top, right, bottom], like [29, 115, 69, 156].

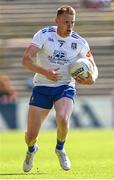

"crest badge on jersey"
[71, 43, 77, 49]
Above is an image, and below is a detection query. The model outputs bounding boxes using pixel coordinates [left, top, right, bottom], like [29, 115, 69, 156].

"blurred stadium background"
[0, 0, 114, 130]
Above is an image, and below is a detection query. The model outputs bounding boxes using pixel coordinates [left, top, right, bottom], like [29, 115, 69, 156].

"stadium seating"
[0, 0, 114, 97]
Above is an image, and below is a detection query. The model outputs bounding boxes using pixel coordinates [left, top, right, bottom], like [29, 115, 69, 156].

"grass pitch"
[0, 129, 114, 179]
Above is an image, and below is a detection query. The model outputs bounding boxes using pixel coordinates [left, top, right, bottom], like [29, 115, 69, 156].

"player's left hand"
[75, 73, 95, 85]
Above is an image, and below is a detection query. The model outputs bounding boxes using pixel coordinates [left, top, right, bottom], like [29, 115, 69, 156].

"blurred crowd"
[4, 0, 112, 10]
[0, 76, 17, 104]
[82, 0, 112, 10]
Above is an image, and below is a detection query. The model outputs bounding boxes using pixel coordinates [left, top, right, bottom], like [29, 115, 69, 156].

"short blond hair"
[57, 5, 76, 16]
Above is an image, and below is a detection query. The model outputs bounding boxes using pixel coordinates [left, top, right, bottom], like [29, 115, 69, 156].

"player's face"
[56, 13, 75, 37]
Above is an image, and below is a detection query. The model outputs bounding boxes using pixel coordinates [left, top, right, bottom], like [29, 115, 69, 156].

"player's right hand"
[46, 68, 62, 81]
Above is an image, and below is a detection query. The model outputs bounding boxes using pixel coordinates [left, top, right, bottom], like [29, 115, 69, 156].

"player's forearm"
[22, 55, 47, 76]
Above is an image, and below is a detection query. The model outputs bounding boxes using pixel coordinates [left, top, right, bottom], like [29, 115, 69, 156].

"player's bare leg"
[23, 105, 50, 172]
[54, 97, 73, 170]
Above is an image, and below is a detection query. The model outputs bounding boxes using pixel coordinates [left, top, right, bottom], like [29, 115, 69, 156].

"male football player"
[22, 5, 98, 172]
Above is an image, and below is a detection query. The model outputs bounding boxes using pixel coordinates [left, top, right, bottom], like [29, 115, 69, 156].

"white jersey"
[31, 26, 90, 87]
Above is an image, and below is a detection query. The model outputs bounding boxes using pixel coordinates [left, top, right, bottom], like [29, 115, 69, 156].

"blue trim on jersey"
[48, 27, 56, 32]
[71, 32, 79, 39]
[42, 27, 56, 33]
[42, 29, 47, 33]
[29, 85, 76, 109]
[71, 32, 87, 45]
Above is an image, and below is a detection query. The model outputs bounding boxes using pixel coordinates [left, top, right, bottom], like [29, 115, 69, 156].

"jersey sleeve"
[31, 30, 45, 49]
[79, 39, 90, 58]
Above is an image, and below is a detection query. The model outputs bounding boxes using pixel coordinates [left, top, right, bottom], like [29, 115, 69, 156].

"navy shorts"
[29, 85, 76, 109]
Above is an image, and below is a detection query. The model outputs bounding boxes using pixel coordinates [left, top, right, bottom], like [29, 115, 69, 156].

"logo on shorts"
[31, 96, 34, 102]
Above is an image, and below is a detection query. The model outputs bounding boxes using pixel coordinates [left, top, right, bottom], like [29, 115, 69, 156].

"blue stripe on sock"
[56, 139, 65, 150]
[28, 145, 35, 153]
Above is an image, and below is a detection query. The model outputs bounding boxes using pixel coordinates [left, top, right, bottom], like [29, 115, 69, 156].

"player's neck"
[57, 28, 70, 38]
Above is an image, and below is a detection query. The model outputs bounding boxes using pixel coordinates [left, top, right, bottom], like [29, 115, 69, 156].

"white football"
[69, 58, 94, 78]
